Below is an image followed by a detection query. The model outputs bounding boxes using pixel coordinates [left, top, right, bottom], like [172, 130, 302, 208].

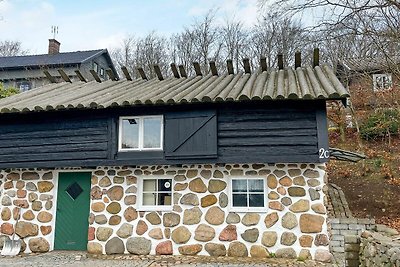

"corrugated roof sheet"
[0, 65, 349, 114]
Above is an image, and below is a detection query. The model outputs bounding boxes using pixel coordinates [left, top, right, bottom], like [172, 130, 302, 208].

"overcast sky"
[0, 0, 260, 55]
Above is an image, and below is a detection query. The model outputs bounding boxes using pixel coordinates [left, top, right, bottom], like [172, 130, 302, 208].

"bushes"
[360, 109, 400, 140]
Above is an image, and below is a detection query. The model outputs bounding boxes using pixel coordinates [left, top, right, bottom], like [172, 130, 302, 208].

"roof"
[338, 55, 400, 72]
[0, 49, 106, 69]
[0, 64, 349, 114]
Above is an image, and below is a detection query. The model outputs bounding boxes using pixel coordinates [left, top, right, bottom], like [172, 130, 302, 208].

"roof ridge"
[0, 49, 105, 59]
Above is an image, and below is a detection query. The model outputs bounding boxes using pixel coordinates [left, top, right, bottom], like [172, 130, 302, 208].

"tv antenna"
[51, 26, 59, 39]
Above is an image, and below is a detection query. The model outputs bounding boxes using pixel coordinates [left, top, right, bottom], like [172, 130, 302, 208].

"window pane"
[232, 180, 247, 192]
[233, 194, 248, 207]
[249, 194, 264, 207]
[143, 117, 162, 148]
[157, 192, 172, 205]
[143, 193, 156, 205]
[121, 119, 139, 149]
[248, 179, 264, 192]
[158, 179, 172, 192]
[143, 179, 156, 191]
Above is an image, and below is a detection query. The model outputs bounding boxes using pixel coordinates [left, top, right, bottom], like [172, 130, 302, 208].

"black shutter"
[164, 110, 217, 159]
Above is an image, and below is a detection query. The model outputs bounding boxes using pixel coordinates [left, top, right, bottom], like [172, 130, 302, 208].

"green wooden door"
[54, 172, 91, 250]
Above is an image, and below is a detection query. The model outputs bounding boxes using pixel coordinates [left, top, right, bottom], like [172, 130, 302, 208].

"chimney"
[48, 39, 60, 55]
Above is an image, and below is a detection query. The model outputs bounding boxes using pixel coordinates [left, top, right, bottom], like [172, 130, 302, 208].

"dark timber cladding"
[0, 100, 327, 169]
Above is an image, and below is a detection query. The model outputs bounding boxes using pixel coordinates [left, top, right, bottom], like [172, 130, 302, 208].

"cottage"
[0, 53, 349, 260]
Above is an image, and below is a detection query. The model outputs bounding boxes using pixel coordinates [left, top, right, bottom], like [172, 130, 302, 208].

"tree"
[0, 83, 19, 98]
[0, 40, 27, 56]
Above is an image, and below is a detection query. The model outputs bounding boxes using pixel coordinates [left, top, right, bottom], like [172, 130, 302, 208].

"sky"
[0, 0, 260, 55]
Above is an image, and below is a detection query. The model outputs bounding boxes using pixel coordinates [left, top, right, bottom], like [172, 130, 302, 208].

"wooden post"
[295, 52, 301, 68]
[178, 65, 187, 78]
[243, 58, 251, 74]
[209, 61, 218, 76]
[260, 57, 267, 72]
[90, 70, 102, 83]
[106, 69, 118, 81]
[58, 69, 71, 83]
[277, 54, 284, 70]
[137, 67, 147, 80]
[226, 60, 234, 75]
[74, 70, 87, 82]
[313, 48, 320, 67]
[43, 70, 56, 83]
[170, 63, 180, 78]
[193, 62, 202, 76]
[121, 66, 132, 81]
[153, 65, 164, 80]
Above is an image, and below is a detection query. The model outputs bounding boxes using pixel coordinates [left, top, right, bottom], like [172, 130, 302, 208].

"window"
[373, 73, 392, 91]
[93, 62, 99, 73]
[17, 81, 31, 92]
[139, 177, 172, 210]
[119, 116, 163, 151]
[230, 178, 266, 211]
[100, 68, 104, 77]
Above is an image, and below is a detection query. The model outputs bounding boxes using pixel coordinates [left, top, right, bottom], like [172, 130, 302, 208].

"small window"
[119, 116, 163, 151]
[139, 177, 172, 210]
[100, 68, 104, 77]
[17, 81, 31, 92]
[230, 178, 266, 211]
[93, 62, 99, 73]
[373, 73, 392, 91]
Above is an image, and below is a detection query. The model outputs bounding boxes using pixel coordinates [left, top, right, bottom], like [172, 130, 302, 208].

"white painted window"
[230, 177, 266, 212]
[373, 73, 392, 91]
[118, 116, 163, 151]
[93, 62, 99, 73]
[138, 176, 172, 211]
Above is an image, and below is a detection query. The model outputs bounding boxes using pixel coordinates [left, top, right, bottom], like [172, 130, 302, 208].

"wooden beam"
[137, 67, 147, 80]
[43, 70, 56, 83]
[226, 60, 234, 75]
[170, 63, 180, 78]
[121, 66, 132, 81]
[193, 62, 202, 76]
[313, 48, 320, 67]
[295, 51, 301, 68]
[243, 58, 251, 74]
[74, 70, 87, 82]
[106, 69, 117, 81]
[153, 65, 164, 80]
[209, 61, 218, 76]
[178, 65, 187, 78]
[277, 54, 284, 70]
[90, 70, 102, 83]
[260, 57, 267, 72]
[58, 69, 71, 83]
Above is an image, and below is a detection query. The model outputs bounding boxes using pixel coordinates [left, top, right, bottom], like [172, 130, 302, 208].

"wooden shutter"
[164, 110, 217, 159]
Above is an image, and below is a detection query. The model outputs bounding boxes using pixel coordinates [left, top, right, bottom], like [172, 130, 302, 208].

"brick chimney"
[48, 39, 60, 55]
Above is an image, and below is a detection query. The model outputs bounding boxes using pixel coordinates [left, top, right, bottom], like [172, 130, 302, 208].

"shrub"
[360, 109, 400, 140]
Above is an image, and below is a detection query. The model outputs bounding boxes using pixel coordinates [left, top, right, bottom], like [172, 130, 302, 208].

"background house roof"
[0, 64, 349, 114]
[338, 56, 400, 72]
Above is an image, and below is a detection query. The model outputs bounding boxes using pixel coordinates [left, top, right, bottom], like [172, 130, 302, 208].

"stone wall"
[0, 163, 331, 261]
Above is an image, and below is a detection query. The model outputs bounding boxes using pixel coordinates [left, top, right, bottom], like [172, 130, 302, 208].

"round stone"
[276, 248, 297, 259]
[268, 191, 280, 200]
[163, 212, 180, 227]
[16, 221, 38, 238]
[282, 212, 298, 229]
[117, 223, 133, 238]
[174, 175, 186, 182]
[219, 224, 237, 241]
[37, 211, 52, 223]
[124, 195, 136, 205]
[156, 240, 172, 255]
[288, 169, 302, 176]
[309, 188, 320, 201]
[105, 237, 125, 255]
[208, 179, 226, 193]
[261, 231, 277, 247]
[109, 215, 121, 225]
[250, 245, 269, 258]
[180, 193, 199, 206]
[279, 177, 292, 186]
[299, 249, 312, 260]
[228, 241, 248, 257]
[106, 202, 121, 214]
[205, 243, 226, 256]
[136, 220, 148, 235]
[1, 196, 11, 206]
[307, 179, 321, 187]
[264, 212, 279, 228]
[241, 228, 259, 243]
[183, 207, 202, 225]
[99, 177, 111, 187]
[304, 169, 320, 178]
[91, 186, 102, 200]
[267, 174, 278, 189]
[45, 200, 53, 210]
[300, 214, 324, 233]
[113, 176, 124, 184]
[37, 181, 53, 193]
[314, 249, 332, 263]
[201, 195, 217, 207]
[174, 183, 188, 191]
[125, 185, 137, 194]
[187, 170, 198, 178]
[269, 201, 284, 211]
[91, 202, 105, 212]
[281, 197, 292, 206]
[200, 170, 212, 179]
[213, 170, 223, 178]
[146, 211, 161, 225]
[219, 192, 228, 208]
[293, 176, 306, 186]
[171, 226, 191, 244]
[194, 224, 215, 242]
[42, 172, 53, 180]
[1, 208, 11, 221]
[241, 213, 260, 226]
[299, 235, 313, 247]
[1, 223, 13, 235]
[26, 182, 37, 191]
[277, 186, 287, 195]
[314, 234, 329, 246]
[96, 227, 113, 241]
[29, 237, 49, 253]
[95, 215, 107, 224]
[148, 228, 163, 239]
[126, 176, 137, 185]
[6, 173, 19, 180]
[205, 206, 225, 225]
[40, 226, 52, 236]
[178, 244, 202, 255]
[16, 181, 25, 189]
[288, 187, 306, 197]
[124, 207, 138, 222]
[289, 199, 310, 213]
[189, 178, 207, 193]
[226, 212, 240, 224]
[107, 186, 123, 201]
[22, 172, 40, 180]
[88, 242, 103, 254]
[281, 231, 297, 245]
[311, 203, 326, 214]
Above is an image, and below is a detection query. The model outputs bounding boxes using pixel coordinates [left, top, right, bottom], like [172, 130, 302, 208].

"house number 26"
[319, 148, 329, 159]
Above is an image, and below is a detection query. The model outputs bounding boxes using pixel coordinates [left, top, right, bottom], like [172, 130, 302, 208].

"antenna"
[51, 26, 59, 39]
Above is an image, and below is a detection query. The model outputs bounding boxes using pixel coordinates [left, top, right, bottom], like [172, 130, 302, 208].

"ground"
[328, 129, 400, 231]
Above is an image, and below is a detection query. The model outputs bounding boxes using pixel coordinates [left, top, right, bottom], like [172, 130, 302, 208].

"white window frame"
[373, 73, 392, 91]
[229, 177, 267, 212]
[118, 115, 164, 152]
[137, 175, 173, 211]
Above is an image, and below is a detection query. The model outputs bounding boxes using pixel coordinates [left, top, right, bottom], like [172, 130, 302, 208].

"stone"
[37, 181, 54, 193]
[94, 170, 105, 176]
[205, 206, 225, 225]
[108, 170, 116, 176]
[29, 237, 49, 253]
[124, 195, 136, 205]
[91, 202, 105, 212]
[145, 212, 161, 225]
[293, 176, 306, 186]
[274, 169, 286, 177]
[241, 228, 259, 243]
[276, 248, 297, 259]
[89, 213, 95, 224]
[304, 169, 320, 178]
[174, 183, 188, 191]
[91, 186, 102, 200]
[6, 173, 20, 180]
[1, 196, 11, 206]
[171, 226, 191, 244]
[39, 194, 53, 201]
[228, 241, 248, 257]
[0, 235, 10, 250]
[106, 202, 121, 214]
[16, 180, 25, 189]
[17, 189, 27, 198]
[163, 212, 180, 227]
[200, 170, 212, 179]
[189, 178, 207, 193]
[109, 215, 121, 225]
[42, 172, 53, 180]
[117, 170, 132, 176]
[113, 176, 124, 184]
[136, 220, 148, 235]
[1, 223, 13, 235]
[6, 190, 15, 197]
[314, 249, 332, 263]
[26, 182, 37, 191]
[155, 240, 173, 255]
[180, 193, 199, 206]
[174, 193, 182, 204]
[299, 235, 313, 247]
[1, 208, 11, 221]
[288, 187, 306, 197]
[173, 205, 182, 213]
[264, 212, 279, 228]
[282, 212, 298, 229]
[307, 179, 320, 187]
[99, 177, 112, 187]
[289, 199, 310, 213]
[261, 231, 277, 247]
[194, 224, 215, 241]
[87, 242, 103, 254]
[226, 212, 240, 224]
[281, 231, 297, 245]
[267, 174, 278, 189]
[13, 199, 29, 208]
[174, 175, 186, 182]
[4, 181, 13, 189]
[269, 201, 284, 211]
[178, 244, 202, 255]
[208, 179, 227, 193]
[281, 197, 292, 206]
[22, 172, 40, 180]
[183, 207, 202, 225]
[219, 192, 228, 208]
[116, 223, 133, 238]
[268, 191, 280, 200]
[87, 227, 95, 241]
[15, 221, 38, 238]
[45, 200, 52, 210]
[250, 245, 269, 258]
[107, 186, 123, 201]
[201, 195, 217, 207]
[311, 203, 326, 214]
[299, 249, 312, 260]
[124, 207, 138, 222]
[125, 185, 137, 194]
[219, 224, 237, 241]
[126, 176, 137, 185]
[288, 169, 302, 176]
[28, 192, 38, 202]
[241, 213, 260, 226]
[187, 170, 198, 178]
[40, 226, 52, 236]
[314, 234, 329, 246]
[37, 211, 52, 223]
[213, 170, 223, 178]
[279, 176, 292, 186]
[95, 215, 108, 224]
[96, 227, 113, 241]
[309, 188, 320, 201]
[148, 228, 163, 239]
[300, 214, 324, 233]
[205, 243, 226, 256]
[105, 237, 125, 255]
[231, 169, 243, 176]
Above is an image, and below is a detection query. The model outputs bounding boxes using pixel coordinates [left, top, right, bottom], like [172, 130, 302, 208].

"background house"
[0, 39, 118, 91]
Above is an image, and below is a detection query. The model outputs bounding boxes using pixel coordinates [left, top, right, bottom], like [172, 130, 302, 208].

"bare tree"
[0, 40, 27, 56]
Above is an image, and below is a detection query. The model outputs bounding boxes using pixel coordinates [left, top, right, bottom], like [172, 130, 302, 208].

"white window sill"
[137, 206, 173, 212]
[229, 207, 268, 213]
